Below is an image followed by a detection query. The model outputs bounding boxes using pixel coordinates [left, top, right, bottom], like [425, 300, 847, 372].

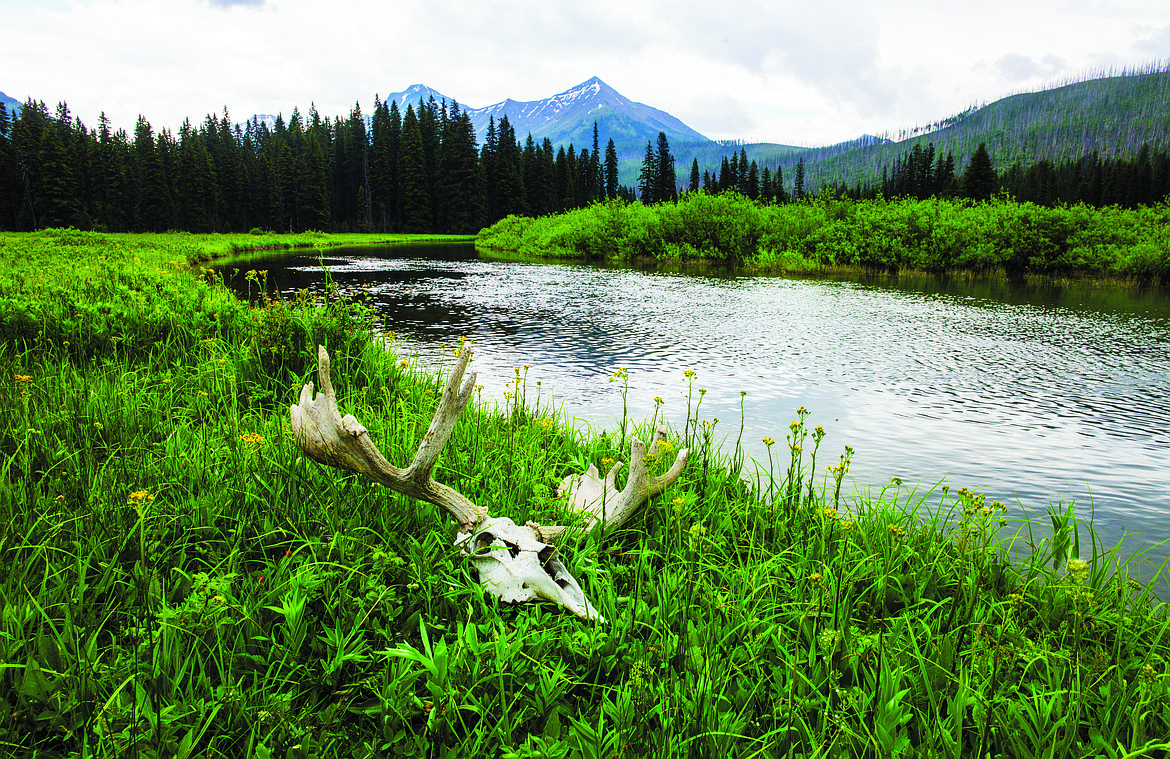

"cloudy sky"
[2, 0, 1168, 146]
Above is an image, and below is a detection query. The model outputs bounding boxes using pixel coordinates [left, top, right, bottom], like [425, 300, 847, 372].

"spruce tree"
[480, 117, 498, 221]
[637, 140, 656, 203]
[962, 142, 997, 201]
[793, 158, 805, 200]
[689, 158, 700, 194]
[774, 165, 787, 203]
[746, 160, 759, 200]
[133, 115, 171, 232]
[398, 105, 432, 232]
[493, 116, 524, 218]
[653, 132, 676, 202]
[604, 138, 618, 199]
[437, 106, 483, 233]
[589, 122, 602, 203]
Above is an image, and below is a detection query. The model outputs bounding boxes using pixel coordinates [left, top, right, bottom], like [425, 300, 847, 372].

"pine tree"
[793, 158, 805, 200]
[437, 105, 483, 233]
[718, 156, 732, 192]
[398, 105, 432, 232]
[737, 148, 749, 195]
[38, 104, 82, 228]
[418, 98, 440, 223]
[637, 140, 656, 203]
[0, 103, 14, 229]
[521, 133, 542, 215]
[589, 121, 602, 203]
[962, 142, 997, 201]
[480, 117, 498, 221]
[493, 116, 524, 219]
[299, 127, 330, 231]
[536, 138, 556, 213]
[387, 100, 402, 228]
[604, 138, 619, 199]
[133, 115, 171, 231]
[689, 158, 700, 194]
[653, 132, 676, 203]
[774, 165, 787, 203]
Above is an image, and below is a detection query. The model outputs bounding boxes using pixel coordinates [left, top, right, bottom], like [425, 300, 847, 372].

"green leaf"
[19, 658, 56, 701]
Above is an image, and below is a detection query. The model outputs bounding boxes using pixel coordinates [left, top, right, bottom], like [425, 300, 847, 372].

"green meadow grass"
[2, 230, 1170, 758]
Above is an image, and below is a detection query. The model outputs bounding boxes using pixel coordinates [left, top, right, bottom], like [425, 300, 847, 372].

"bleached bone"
[290, 344, 482, 531]
[544, 425, 688, 541]
[457, 515, 603, 622]
[289, 346, 687, 622]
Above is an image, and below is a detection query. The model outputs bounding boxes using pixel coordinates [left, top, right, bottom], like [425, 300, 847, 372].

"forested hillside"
[798, 63, 1170, 193]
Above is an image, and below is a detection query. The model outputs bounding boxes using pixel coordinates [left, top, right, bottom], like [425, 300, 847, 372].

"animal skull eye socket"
[504, 540, 521, 559]
[538, 545, 557, 565]
[474, 531, 496, 554]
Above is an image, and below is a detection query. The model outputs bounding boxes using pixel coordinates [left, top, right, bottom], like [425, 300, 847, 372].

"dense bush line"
[476, 191, 1170, 281]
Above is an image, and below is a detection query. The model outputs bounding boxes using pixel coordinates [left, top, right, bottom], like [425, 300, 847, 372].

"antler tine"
[290, 345, 482, 532]
[543, 425, 688, 541]
[402, 344, 477, 484]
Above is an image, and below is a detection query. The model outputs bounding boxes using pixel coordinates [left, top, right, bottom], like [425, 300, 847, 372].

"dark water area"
[225, 242, 1170, 586]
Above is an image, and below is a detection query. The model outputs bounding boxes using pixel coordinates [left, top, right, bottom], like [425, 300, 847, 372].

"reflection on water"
[226, 243, 1170, 582]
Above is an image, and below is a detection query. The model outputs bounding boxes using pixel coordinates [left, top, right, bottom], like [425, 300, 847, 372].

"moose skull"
[459, 516, 603, 622]
[290, 345, 686, 623]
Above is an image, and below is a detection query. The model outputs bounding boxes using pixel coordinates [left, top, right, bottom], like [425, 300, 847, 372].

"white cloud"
[993, 53, 1069, 83]
[1, 0, 1168, 146]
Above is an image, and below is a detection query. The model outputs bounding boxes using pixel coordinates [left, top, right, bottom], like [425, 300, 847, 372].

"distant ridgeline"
[804, 62, 1170, 203]
[0, 65, 1167, 235]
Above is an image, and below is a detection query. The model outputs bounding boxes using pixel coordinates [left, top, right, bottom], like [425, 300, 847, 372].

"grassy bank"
[2, 231, 1170, 757]
[475, 192, 1170, 283]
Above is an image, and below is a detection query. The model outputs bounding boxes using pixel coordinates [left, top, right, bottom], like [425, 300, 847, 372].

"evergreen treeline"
[0, 97, 639, 234]
[681, 140, 1170, 211]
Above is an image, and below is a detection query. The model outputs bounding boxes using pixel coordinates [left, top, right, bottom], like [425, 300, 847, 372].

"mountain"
[799, 65, 1170, 192]
[0, 91, 21, 117]
[465, 77, 710, 149]
[384, 77, 795, 184]
[384, 84, 470, 113]
[384, 77, 718, 173]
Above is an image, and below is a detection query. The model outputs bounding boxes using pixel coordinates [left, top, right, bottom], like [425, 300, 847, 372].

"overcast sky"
[3, 0, 1168, 146]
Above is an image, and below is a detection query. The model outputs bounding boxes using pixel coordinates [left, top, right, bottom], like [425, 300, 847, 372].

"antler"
[290, 344, 483, 532]
[289, 345, 688, 623]
[542, 425, 688, 541]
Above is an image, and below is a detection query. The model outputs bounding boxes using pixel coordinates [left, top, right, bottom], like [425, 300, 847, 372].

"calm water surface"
[228, 243, 1170, 582]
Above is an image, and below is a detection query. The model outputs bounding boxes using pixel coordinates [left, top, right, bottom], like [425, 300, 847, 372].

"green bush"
[477, 193, 1170, 281]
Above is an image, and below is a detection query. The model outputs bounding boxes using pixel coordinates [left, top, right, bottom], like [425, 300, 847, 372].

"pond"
[225, 242, 1170, 584]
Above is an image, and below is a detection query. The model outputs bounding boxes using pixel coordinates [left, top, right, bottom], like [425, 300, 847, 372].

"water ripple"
[231, 244, 1170, 577]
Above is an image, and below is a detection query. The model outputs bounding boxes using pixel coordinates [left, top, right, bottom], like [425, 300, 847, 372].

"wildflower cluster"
[239, 431, 266, 447]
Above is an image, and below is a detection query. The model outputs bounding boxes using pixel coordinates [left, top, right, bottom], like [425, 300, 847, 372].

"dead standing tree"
[289, 345, 688, 622]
